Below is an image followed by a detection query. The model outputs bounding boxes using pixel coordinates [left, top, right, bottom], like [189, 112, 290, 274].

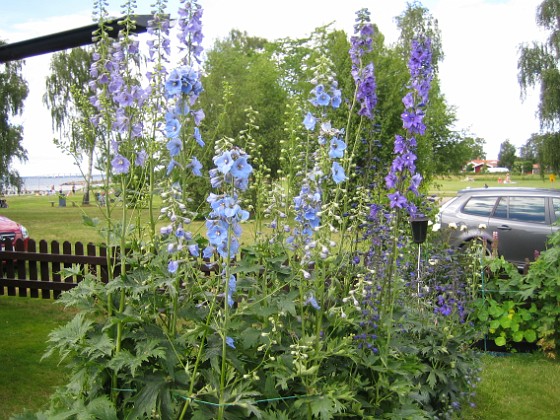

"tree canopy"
[518, 0, 560, 130]
[44, 47, 98, 203]
[498, 139, 517, 169]
[0, 40, 29, 191]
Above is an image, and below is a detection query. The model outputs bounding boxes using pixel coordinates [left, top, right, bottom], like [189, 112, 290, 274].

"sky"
[0, 0, 546, 177]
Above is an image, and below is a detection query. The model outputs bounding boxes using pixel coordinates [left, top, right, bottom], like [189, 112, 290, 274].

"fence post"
[51, 241, 61, 299]
[27, 239, 39, 298]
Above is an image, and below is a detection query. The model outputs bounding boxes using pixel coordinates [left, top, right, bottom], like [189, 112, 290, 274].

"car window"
[462, 196, 497, 216]
[507, 196, 546, 224]
[553, 198, 560, 222]
[494, 197, 508, 219]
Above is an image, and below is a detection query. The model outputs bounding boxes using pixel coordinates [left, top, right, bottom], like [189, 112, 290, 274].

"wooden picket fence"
[0, 238, 114, 299]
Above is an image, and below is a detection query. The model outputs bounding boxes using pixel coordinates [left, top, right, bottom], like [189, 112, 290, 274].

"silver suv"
[437, 187, 560, 268]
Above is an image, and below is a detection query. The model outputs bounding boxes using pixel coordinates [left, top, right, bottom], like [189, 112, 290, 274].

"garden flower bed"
[17, 1, 559, 419]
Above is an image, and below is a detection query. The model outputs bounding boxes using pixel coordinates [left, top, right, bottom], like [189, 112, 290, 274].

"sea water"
[19, 174, 104, 194]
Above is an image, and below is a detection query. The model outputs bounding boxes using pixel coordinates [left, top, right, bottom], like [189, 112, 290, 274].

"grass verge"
[0, 296, 74, 419]
[461, 353, 560, 420]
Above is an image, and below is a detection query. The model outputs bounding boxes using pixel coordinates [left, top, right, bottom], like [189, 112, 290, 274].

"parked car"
[437, 187, 560, 269]
[0, 215, 29, 250]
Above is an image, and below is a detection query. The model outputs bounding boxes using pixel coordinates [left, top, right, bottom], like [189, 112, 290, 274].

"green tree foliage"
[518, 134, 541, 173]
[0, 41, 29, 192]
[533, 132, 560, 174]
[200, 30, 288, 176]
[518, 0, 560, 129]
[498, 139, 517, 169]
[43, 48, 97, 204]
[434, 134, 486, 173]
[199, 6, 462, 190]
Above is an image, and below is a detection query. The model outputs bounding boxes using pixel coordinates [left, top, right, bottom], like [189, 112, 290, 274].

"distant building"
[465, 159, 499, 173]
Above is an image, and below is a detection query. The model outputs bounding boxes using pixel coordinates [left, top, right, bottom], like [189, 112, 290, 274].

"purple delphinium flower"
[135, 150, 147, 167]
[385, 35, 433, 215]
[350, 9, 377, 120]
[177, 0, 204, 64]
[388, 191, 407, 209]
[112, 154, 130, 174]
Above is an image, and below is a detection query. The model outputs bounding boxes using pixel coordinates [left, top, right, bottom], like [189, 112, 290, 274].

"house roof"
[0, 15, 151, 63]
[467, 159, 498, 167]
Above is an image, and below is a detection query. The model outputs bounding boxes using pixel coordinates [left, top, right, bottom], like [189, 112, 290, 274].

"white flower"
[448, 222, 458, 230]
[428, 258, 439, 266]
[432, 223, 441, 232]
[478, 223, 487, 230]
[460, 224, 467, 231]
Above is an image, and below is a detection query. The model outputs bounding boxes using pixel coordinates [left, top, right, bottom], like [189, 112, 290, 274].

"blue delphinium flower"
[303, 112, 317, 130]
[227, 274, 237, 308]
[168, 260, 179, 274]
[225, 336, 235, 349]
[187, 156, 203, 176]
[166, 138, 182, 157]
[328, 137, 347, 159]
[162, 61, 205, 175]
[331, 161, 347, 184]
[193, 127, 205, 147]
[305, 294, 321, 310]
[214, 150, 235, 174]
[165, 116, 181, 138]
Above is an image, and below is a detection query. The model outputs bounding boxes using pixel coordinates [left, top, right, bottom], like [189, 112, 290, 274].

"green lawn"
[462, 353, 560, 420]
[431, 173, 558, 198]
[0, 297, 74, 419]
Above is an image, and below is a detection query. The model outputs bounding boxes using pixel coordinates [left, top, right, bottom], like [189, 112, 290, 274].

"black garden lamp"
[410, 216, 429, 244]
[410, 216, 430, 291]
